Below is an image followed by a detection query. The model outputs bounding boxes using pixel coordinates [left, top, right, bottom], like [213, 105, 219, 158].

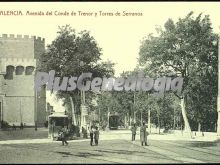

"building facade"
[0, 34, 46, 127]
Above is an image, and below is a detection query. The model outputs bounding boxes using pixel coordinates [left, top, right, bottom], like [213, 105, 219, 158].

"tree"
[38, 25, 115, 127]
[95, 69, 181, 132]
[139, 12, 218, 137]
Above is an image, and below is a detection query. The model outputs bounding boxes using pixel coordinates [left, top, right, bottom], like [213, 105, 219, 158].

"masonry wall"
[4, 74, 34, 96]
[0, 34, 46, 127]
[4, 97, 35, 126]
[3, 74, 35, 125]
[34, 38, 45, 59]
[37, 85, 46, 127]
[0, 34, 42, 58]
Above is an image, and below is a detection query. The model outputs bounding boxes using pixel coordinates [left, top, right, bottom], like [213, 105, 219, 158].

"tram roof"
[48, 113, 68, 118]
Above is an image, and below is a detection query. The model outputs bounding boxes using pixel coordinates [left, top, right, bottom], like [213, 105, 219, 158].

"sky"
[0, 2, 220, 111]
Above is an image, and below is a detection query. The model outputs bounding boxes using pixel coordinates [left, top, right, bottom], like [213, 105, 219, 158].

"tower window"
[25, 66, 35, 75]
[5, 65, 14, 80]
[16, 66, 24, 75]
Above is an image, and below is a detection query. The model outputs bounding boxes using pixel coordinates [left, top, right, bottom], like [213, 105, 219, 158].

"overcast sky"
[1, 2, 220, 111]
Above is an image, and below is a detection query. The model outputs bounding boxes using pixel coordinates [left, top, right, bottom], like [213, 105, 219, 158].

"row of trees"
[138, 11, 218, 133]
[38, 11, 218, 134]
[96, 12, 218, 134]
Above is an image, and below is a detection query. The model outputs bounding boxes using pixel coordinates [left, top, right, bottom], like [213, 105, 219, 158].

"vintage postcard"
[0, 1, 220, 164]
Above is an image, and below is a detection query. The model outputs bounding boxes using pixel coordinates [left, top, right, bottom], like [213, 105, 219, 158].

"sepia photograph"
[0, 1, 220, 164]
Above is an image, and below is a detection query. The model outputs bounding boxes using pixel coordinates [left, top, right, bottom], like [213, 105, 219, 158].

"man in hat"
[131, 123, 137, 141]
[140, 122, 149, 146]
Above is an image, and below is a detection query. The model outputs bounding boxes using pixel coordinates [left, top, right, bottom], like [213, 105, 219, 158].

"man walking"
[20, 122, 23, 130]
[94, 126, 100, 146]
[140, 122, 149, 146]
[59, 126, 68, 146]
[89, 126, 95, 146]
[131, 123, 137, 141]
[12, 124, 16, 130]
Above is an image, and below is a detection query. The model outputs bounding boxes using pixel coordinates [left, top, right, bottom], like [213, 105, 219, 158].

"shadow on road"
[55, 151, 102, 158]
[187, 141, 217, 147]
[95, 149, 146, 154]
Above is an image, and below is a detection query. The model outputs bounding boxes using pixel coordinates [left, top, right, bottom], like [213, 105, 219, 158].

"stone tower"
[0, 34, 46, 127]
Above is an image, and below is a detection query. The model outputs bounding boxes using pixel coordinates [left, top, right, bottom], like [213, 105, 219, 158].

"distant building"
[0, 34, 46, 127]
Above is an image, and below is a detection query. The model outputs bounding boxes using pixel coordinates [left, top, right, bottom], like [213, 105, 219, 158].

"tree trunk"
[217, 35, 220, 136]
[198, 122, 201, 132]
[157, 111, 160, 134]
[99, 108, 100, 123]
[75, 105, 80, 126]
[133, 92, 136, 123]
[140, 111, 143, 125]
[148, 109, 151, 133]
[70, 97, 77, 126]
[127, 113, 129, 128]
[180, 97, 192, 138]
[124, 115, 127, 128]
[173, 108, 175, 130]
[107, 107, 110, 128]
[134, 111, 136, 123]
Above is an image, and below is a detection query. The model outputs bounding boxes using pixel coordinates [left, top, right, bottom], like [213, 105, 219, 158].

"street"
[1, 130, 220, 163]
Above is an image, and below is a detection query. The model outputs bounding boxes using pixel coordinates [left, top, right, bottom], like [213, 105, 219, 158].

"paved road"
[1, 137, 220, 163]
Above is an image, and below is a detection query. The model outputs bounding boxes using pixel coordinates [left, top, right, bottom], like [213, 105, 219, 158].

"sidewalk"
[0, 138, 90, 145]
[0, 127, 48, 141]
[100, 129, 219, 142]
[0, 129, 219, 145]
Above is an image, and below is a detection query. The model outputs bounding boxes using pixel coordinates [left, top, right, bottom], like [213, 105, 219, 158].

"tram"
[48, 113, 69, 140]
[109, 114, 119, 130]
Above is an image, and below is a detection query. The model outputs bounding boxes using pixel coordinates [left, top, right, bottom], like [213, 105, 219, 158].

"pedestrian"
[12, 124, 16, 130]
[140, 122, 149, 146]
[82, 127, 88, 138]
[20, 122, 23, 130]
[89, 126, 95, 146]
[59, 126, 68, 146]
[35, 122, 38, 131]
[131, 123, 137, 141]
[94, 126, 100, 146]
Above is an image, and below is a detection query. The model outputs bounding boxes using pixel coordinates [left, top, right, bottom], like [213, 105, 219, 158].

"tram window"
[48, 117, 68, 127]
[49, 118, 53, 125]
[55, 118, 65, 126]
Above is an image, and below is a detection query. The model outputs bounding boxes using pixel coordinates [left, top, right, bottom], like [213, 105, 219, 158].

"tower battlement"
[0, 34, 45, 43]
[0, 34, 45, 59]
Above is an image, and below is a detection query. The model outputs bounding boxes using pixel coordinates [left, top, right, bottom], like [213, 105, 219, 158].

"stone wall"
[0, 34, 46, 127]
